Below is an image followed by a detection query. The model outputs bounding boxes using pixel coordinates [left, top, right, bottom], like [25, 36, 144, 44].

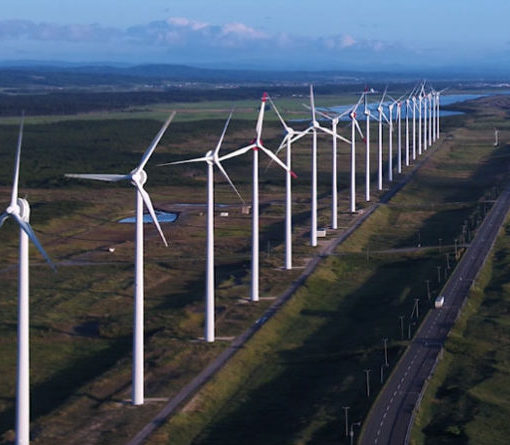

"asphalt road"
[359, 182, 510, 445]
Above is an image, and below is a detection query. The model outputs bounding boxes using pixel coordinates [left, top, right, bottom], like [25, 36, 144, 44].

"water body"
[119, 210, 178, 224]
[325, 93, 498, 121]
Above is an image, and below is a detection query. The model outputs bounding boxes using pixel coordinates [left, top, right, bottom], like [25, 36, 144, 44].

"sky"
[1, 0, 509, 71]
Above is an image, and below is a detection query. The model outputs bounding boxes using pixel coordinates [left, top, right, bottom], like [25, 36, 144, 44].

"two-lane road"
[360, 183, 510, 445]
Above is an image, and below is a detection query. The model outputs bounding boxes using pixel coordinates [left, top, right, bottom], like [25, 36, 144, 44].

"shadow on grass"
[188, 254, 442, 445]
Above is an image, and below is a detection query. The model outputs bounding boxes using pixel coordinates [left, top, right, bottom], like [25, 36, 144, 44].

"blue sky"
[1, 1, 509, 71]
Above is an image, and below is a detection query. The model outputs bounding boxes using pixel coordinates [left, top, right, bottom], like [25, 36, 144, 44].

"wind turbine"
[418, 93, 423, 156]
[220, 93, 293, 302]
[305, 85, 351, 242]
[432, 91, 437, 142]
[364, 90, 372, 201]
[348, 95, 365, 213]
[159, 112, 242, 342]
[377, 88, 389, 191]
[66, 112, 175, 405]
[405, 96, 410, 166]
[412, 95, 417, 161]
[423, 89, 428, 150]
[387, 100, 396, 181]
[0, 116, 55, 445]
[395, 98, 403, 174]
[267, 96, 310, 269]
[428, 92, 433, 147]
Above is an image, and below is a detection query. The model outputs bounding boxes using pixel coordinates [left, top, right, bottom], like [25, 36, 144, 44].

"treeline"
[0, 83, 407, 116]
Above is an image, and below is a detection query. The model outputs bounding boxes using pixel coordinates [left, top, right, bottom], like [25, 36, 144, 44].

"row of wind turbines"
[2, 81, 444, 444]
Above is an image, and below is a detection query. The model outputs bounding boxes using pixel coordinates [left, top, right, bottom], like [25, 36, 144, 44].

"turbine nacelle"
[129, 169, 147, 187]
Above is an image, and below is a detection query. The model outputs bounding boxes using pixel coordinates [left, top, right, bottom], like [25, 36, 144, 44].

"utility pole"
[413, 298, 420, 319]
[437, 265, 441, 283]
[364, 369, 371, 397]
[408, 322, 415, 340]
[399, 315, 405, 340]
[454, 238, 458, 257]
[383, 338, 389, 366]
[350, 421, 361, 445]
[342, 406, 350, 437]
[425, 279, 431, 301]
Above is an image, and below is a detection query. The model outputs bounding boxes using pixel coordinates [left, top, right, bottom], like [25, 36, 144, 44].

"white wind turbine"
[405, 96, 410, 166]
[348, 95, 365, 213]
[412, 95, 417, 161]
[387, 100, 396, 181]
[395, 98, 403, 174]
[159, 112, 243, 342]
[267, 96, 310, 269]
[0, 116, 55, 445]
[428, 92, 433, 147]
[364, 90, 372, 201]
[418, 87, 424, 156]
[423, 89, 428, 150]
[305, 85, 351, 242]
[376, 88, 389, 191]
[66, 112, 175, 405]
[220, 93, 293, 302]
[432, 90, 437, 142]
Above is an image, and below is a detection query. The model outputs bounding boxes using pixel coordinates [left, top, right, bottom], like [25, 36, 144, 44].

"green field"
[0, 92, 508, 444]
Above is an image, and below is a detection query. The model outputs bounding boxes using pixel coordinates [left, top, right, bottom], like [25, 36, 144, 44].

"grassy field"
[0, 93, 508, 444]
[411, 221, 510, 444]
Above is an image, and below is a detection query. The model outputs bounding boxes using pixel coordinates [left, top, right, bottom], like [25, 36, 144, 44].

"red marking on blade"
[250, 138, 256, 144]
[253, 146, 259, 151]
[363, 138, 367, 143]
[290, 171, 298, 179]
[262, 92, 268, 102]
[352, 112, 357, 118]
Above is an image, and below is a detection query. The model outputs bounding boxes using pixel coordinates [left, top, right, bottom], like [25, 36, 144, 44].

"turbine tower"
[305, 86, 350, 242]
[377, 88, 389, 191]
[66, 112, 175, 405]
[364, 90, 371, 201]
[267, 96, 310, 268]
[0, 116, 55, 445]
[220, 93, 293, 302]
[349, 95, 365, 213]
[160, 112, 243, 342]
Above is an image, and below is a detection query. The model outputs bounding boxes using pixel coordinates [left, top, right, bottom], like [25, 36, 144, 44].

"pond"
[119, 210, 178, 224]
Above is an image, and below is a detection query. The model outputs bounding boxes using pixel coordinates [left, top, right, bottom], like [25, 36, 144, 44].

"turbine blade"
[267, 96, 291, 131]
[10, 114, 24, 207]
[255, 93, 267, 141]
[12, 213, 56, 271]
[354, 119, 365, 140]
[310, 85, 316, 121]
[138, 111, 176, 170]
[288, 127, 313, 144]
[378, 86, 388, 107]
[65, 173, 129, 182]
[213, 110, 234, 157]
[0, 212, 10, 228]
[259, 145, 291, 174]
[135, 183, 168, 247]
[316, 124, 351, 144]
[158, 156, 208, 167]
[215, 161, 245, 204]
[218, 144, 254, 162]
